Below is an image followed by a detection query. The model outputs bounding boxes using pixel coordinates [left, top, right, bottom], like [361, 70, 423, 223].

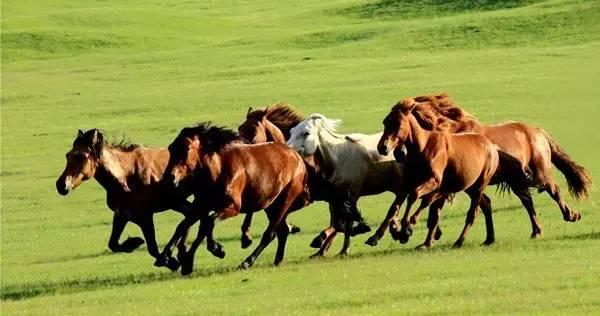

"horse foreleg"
[179, 214, 214, 276]
[108, 213, 145, 253]
[366, 194, 405, 246]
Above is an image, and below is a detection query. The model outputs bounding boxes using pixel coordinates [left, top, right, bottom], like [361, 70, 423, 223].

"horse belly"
[440, 158, 484, 193]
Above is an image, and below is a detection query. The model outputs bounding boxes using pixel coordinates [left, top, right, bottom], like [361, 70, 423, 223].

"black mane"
[179, 122, 240, 153]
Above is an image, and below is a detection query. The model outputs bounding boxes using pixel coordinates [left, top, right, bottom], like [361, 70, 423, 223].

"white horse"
[287, 113, 408, 254]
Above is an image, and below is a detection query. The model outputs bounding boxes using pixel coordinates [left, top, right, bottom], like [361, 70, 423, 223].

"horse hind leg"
[513, 187, 543, 238]
[274, 218, 291, 266]
[453, 190, 483, 248]
[416, 198, 445, 250]
[479, 193, 495, 246]
[241, 213, 253, 249]
[545, 181, 581, 222]
[239, 183, 304, 269]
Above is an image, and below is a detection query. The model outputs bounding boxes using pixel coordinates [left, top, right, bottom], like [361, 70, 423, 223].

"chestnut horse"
[162, 123, 311, 275]
[239, 104, 373, 257]
[377, 101, 528, 248]
[236, 104, 303, 248]
[408, 94, 592, 238]
[55, 129, 224, 270]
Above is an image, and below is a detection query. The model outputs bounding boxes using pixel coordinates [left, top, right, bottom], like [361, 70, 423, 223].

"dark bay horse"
[238, 104, 372, 256]
[55, 129, 225, 270]
[377, 101, 528, 248]
[162, 123, 311, 275]
[408, 94, 592, 238]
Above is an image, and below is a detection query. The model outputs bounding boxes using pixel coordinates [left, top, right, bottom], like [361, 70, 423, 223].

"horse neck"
[264, 120, 286, 143]
[316, 126, 346, 162]
[406, 114, 432, 153]
[199, 152, 223, 186]
[94, 147, 135, 191]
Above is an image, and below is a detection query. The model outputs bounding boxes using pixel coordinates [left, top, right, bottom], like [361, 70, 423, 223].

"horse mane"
[394, 93, 478, 131]
[248, 103, 304, 136]
[106, 138, 141, 152]
[308, 113, 342, 136]
[181, 122, 240, 153]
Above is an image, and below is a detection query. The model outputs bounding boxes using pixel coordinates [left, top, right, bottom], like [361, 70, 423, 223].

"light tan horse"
[55, 129, 225, 270]
[377, 102, 527, 248]
[409, 94, 592, 238]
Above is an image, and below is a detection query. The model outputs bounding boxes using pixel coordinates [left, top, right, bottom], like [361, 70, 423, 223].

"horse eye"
[303, 131, 309, 137]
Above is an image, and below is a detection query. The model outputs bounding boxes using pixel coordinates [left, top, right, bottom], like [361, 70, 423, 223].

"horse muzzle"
[56, 177, 71, 196]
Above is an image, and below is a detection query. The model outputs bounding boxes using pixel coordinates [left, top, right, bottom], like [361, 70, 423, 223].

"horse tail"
[541, 129, 592, 200]
[494, 149, 533, 195]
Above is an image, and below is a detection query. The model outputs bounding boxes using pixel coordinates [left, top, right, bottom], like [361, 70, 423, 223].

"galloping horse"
[286, 114, 406, 254]
[408, 94, 592, 238]
[238, 104, 372, 257]
[377, 101, 528, 248]
[55, 129, 224, 270]
[162, 123, 311, 275]
[235, 104, 303, 248]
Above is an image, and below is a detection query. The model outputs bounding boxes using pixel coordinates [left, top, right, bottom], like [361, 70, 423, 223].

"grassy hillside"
[2, 0, 599, 314]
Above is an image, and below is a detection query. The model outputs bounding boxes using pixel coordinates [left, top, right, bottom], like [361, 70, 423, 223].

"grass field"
[2, 0, 600, 314]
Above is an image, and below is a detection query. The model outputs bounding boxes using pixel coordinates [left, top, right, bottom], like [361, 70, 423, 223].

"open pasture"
[2, 0, 600, 314]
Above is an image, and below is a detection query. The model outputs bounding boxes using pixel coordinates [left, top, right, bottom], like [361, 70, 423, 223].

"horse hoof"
[452, 240, 464, 248]
[309, 252, 324, 259]
[310, 236, 324, 249]
[153, 255, 168, 268]
[241, 237, 253, 249]
[238, 261, 252, 270]
[166, 257, 180, 271]
[365, 236, 378, 247]
[434, 229, 443, 241]
[415, 244, 430, 251]
[289, 225, 301, 234]
[337, 251, 349, 257]
[180, 266, 193, 276]
[351, 222, 372, 236]
[398, 235, 409, 244]
[209, 244, 226, 259]
[481, 239, 495, 247]
[409, 216, 418, 225]
[121, 237, 145, 252]
[530, 231, 543, 239]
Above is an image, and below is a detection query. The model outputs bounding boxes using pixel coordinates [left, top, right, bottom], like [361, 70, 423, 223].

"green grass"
[2, 0, 600, 314]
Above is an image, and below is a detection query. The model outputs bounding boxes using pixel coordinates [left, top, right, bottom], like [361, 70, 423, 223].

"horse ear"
[247, 106, 254, 117]
[77, 129, 84, 138]
[90, 130, 103, 156]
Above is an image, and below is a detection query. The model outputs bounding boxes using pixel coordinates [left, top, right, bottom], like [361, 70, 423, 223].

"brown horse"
[377, 101, 527, 248]
[162, 123, 311, 275]
[238, 104, 372, 256]
[235, 104, 303, 248]
[408, 93, 592, 238]
[55, 129, 225, 270]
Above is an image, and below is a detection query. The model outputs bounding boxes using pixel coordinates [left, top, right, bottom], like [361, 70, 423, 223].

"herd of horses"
[55, 93, 592, 275]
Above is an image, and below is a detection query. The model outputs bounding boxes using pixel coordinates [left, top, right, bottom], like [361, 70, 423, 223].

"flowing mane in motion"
[239, 103, 305, 143]
[406, 93, 592, 238]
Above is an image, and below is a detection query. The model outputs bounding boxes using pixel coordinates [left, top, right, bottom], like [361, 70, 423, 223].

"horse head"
[56, 129, 103, 195]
